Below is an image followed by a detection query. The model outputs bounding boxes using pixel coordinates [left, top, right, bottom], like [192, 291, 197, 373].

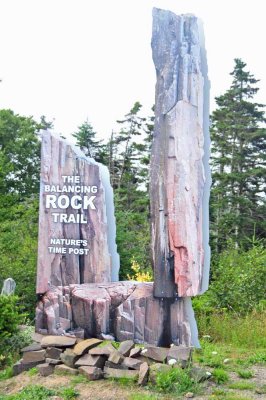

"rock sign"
[150, 8, 211, 298]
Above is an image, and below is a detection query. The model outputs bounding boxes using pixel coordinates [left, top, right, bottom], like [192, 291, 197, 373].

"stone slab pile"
[13, 335, 195, 385]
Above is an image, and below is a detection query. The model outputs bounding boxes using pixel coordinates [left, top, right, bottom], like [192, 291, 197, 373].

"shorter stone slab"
[45, 347, 63, 360]
[13, 360, 44, 376]
[41, 335, 76, 348]
[122, 357, 143, 370]
[75, 354, 106, 368]
[167, 346, 192, 367]
[118, 340, 135, 356]
[138, 362, 149, 386]
[189, 367, 211, 382]
[21, 343, 42, 352]
[37, 363, 55, 376]
[104, 367, 139, 379]
[108, 350, 124, 364]
[73, 338, 102, 356]
[22, 350, 46, 363]
[105, 361, 129, 370]
[46, 358, 62, 365]
[89, 343, 114, 356]
[60, 348, 79, 368]
[55, 364, 79, 375]
[141, 347, 168, 363]
[149, 363, 172, 384]
[129, 347, 142, 358]
[79, 366, 103, 380]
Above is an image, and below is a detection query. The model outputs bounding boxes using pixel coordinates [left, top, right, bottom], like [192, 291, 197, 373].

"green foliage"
[210, 59, 266, 250]
[194, 242, 266, 315]
[58, 386, 79, 400]
[72, 119, 104, 162]
[0, 198, 38, 318]
[212, 368, 229, 384]
[237, 370, 253, 379]
[196, 311, 266, 349]
[0, 296, 23, 340]
[0, 385, 56, 400]
[128, 395, 158, 400]
[0, 109, 41, 199]
[0, 324, 34, 367]
[0, 384, 79, 400]
[155, 367, 199, 395]
[0, 366, 13, 381]
[228, 381, 255, 390]
[27, 367, 38, 376]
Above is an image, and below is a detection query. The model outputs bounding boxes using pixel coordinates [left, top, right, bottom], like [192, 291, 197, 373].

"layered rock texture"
[35, 8, 210, 348]
[36, 282, 193, 346]
[150, 8, 210, 298]
[36, 131, 119, 294]
[14, 335, 203, 384]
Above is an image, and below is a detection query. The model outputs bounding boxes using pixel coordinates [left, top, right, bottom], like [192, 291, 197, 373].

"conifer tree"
[210, 59, 266, 250]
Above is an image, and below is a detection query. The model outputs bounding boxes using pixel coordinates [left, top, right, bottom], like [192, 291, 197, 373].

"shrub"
[0, 295, 23, 340]
[195, 243, 266, 315]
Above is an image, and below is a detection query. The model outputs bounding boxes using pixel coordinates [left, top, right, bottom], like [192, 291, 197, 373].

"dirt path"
[0, 365, 265, 400]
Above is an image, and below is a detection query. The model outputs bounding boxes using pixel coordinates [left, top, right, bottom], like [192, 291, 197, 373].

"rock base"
[36, 282, 193, 346]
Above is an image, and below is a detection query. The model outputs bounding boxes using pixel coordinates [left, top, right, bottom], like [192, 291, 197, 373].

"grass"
[197, 311, 266, 348]
[154, 367, 200, 395]
[71, 374, 89, 384]
[237, 370, 253, 379]
[128, 395, 159, 400]
[0, 366, 13, 381]
[228, 381, 255, 390]
[212, 368, 229, 384]
[0, 385, 79, 400]
[0, 385, 56, 400]
[27, 367, 38, 376]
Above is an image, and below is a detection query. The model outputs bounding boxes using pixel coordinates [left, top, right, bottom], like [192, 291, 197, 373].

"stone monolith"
[36, 132, 119, 294]
[150, 8, 211, 298]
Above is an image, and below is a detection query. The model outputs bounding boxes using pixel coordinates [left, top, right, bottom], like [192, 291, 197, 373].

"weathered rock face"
[1, 278, 16, 295]
[150, 8, 211, 298]
[36, 282, 194, 346]
[36, 132, 119, 294]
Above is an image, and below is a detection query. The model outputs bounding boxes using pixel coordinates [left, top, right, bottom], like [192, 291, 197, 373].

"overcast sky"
[0, 0, 265, 140]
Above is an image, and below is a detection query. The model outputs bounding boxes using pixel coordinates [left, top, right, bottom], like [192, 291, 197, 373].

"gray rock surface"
[150, 8, 210, 298]
[1, 278, 16, 295]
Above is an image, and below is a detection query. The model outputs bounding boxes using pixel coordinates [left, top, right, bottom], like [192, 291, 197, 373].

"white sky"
[0, 0, 265, 141]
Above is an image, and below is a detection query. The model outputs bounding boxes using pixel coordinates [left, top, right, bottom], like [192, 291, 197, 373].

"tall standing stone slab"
[150, 8, 211, 298]
[36, 131, 119, 294]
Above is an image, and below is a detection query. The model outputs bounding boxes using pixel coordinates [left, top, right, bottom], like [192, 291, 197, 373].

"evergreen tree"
[210, 59, 266, 250]
[72, 119, 104, 162]
[0, 109, 41, 202]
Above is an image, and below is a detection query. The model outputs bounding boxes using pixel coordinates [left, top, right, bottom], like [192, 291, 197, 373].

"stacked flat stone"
[13, 335, 194, 385]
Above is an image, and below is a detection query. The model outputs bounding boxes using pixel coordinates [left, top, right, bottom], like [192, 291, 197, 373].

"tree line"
[0, 59, 265, 318]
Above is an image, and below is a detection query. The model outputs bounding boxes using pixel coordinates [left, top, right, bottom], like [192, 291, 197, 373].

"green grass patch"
[237, 370, 253, 379]
[155, 367, 200, 395]
[71, 374, 89, 384]
[0, 366, 13, 381]
[58, 386, 79, 400]
[228, 381, 255, 390]
[0, 385, 80, 400]
[212, 368, 229, 384]
[110, 376, 137, 387]
[27, 367, 38, 376]
[197, 311, 266, 349]
[128, 394, 159, 400]
[0, 385, 56, 399]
